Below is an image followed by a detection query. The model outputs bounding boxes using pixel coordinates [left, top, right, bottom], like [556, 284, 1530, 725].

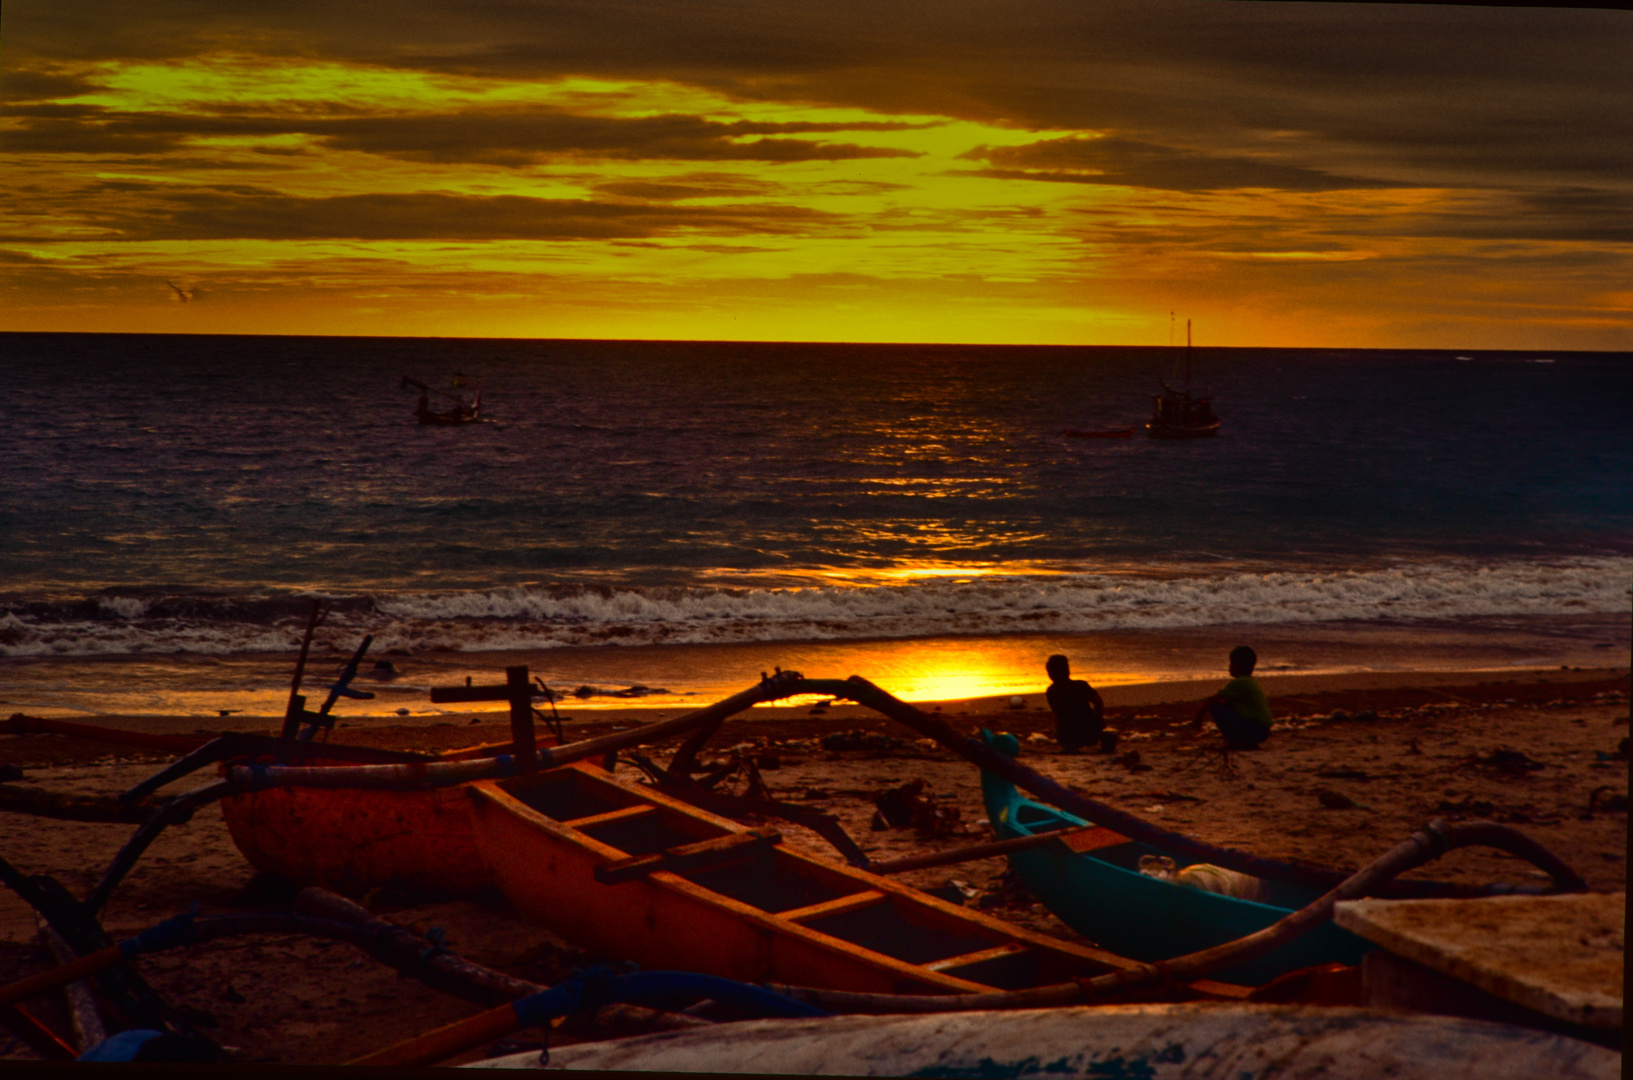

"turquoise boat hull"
[979, 733, 1371, 985]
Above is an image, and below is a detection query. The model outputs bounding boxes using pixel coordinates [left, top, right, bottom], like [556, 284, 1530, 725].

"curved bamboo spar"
[768, 819, 1593, 1014]
[791, 676, 1586, 896]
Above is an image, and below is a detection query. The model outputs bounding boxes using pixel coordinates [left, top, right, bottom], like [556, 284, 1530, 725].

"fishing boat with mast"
[1147, 318, 1219, 439]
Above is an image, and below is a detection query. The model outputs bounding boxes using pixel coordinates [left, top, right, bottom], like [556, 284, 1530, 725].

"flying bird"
[165, 280, 193, 303]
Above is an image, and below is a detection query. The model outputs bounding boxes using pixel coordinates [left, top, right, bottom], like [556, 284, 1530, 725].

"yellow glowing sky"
[2, 2, 1629, 348]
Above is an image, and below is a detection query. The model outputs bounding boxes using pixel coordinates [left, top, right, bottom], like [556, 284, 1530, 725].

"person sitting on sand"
[1045, 654, 1106, 753]
[1191, 645, 1272, 750]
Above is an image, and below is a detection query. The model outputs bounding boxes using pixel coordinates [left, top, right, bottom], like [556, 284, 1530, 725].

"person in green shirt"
[1191, 645, 1272, 750]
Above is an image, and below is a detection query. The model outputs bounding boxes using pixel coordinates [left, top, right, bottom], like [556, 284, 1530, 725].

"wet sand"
[1, 667, 1626, 1064]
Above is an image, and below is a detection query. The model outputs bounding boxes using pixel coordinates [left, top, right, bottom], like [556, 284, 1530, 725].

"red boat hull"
[220, 781, 493, 897]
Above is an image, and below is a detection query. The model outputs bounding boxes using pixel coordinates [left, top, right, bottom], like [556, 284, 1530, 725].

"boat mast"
[1185, 319, 1192, 392]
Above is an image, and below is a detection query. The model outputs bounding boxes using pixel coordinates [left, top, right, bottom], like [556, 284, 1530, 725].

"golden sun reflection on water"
[802, 560, 1071, 585]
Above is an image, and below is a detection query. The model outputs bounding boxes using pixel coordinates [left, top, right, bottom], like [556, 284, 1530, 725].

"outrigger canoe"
[467, 760, 1252, 998]
[980, 731, 1370, 985]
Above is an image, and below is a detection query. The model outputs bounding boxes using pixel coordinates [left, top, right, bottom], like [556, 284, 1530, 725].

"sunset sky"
[2, 1, 1628, 348]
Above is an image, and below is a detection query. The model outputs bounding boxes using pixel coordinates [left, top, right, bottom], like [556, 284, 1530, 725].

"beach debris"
[628, 753, 869, 866]
[868, 779, 963, 836]
[1585, 786, 1628, 818]
[974, 869, 1036, 911]
[1317, 789, 1358, 810]
[1112, 749, 1153, 772]
[1469, 748, 1547, 775]
[870, 779, 923, 829]
[609, 685, 667, 698]
[1007, 696, 1026, 710]
[924, 879, 983, 905]
[1435, 795, 1497, 817]
[820, 730, 908, 753]
[567, 683, 668, 699]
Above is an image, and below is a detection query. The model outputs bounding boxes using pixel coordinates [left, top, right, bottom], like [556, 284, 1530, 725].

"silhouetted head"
[1228, 646, 1257, 677]
[1046, 654, 1070, 682]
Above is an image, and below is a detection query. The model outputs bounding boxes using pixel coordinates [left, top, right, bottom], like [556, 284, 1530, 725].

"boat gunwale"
[473, 761, 1227, 987]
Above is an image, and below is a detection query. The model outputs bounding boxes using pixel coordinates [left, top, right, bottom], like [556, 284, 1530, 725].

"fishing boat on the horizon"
[403, 374, 484, 425]
[1147, 318, 1219, 439]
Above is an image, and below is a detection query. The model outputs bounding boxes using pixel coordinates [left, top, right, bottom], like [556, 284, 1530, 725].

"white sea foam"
[1, 556, 1624, 658]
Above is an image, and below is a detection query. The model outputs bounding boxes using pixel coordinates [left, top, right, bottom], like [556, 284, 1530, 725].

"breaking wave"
[0, 556, 1625, 659]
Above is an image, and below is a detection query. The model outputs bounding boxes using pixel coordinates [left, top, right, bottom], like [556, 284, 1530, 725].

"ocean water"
[0, 333, 1627, 716]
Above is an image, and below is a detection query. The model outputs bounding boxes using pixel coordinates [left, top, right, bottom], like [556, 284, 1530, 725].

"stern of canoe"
[221, 782, 493, 898]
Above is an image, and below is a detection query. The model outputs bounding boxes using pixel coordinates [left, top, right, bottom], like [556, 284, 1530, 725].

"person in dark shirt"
[1191, 645, 1273, 750]
[1045, 654, 1106, 753]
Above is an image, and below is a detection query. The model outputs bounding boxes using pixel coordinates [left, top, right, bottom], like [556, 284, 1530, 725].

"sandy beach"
[1, 665, 1626, 1064]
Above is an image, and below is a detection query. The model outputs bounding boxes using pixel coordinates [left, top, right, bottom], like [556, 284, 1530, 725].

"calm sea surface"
[1, 333, 1627, 715]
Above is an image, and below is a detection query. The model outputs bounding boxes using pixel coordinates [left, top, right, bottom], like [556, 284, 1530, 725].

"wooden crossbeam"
[924, 942, 1029, 973]
[593, 827, 782, 885]
[778, 890, 887, 924]
[429, 667, 538, 770]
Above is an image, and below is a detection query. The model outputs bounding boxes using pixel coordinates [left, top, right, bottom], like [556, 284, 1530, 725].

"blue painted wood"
[979, 730, 1371, 985]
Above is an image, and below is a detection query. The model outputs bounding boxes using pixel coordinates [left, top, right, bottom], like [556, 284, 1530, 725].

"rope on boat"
[120, 732, 437, 803]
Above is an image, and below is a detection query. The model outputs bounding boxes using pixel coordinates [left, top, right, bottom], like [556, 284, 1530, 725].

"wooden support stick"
[595, 828, 781, 885]
[0, 1002, 77, 1061]
[866, 828, 1113, 876]
[282, 601, 325, 740]
[507, 666, 537, 772]
[348, 1001, 523, 1067]
[39, 918, 104, 1052]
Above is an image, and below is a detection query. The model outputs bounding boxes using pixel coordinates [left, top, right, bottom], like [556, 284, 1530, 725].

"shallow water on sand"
[3, 614, 1623, 720]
